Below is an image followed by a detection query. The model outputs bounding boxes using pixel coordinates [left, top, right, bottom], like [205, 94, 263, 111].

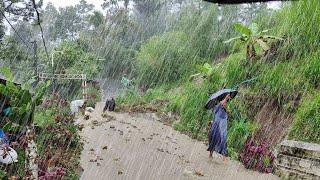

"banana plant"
[0, 67, 50, 129]
[224, 23, 283, 63]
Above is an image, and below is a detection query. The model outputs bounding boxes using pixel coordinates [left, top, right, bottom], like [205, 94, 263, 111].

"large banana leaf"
[234, 23, 252, 36]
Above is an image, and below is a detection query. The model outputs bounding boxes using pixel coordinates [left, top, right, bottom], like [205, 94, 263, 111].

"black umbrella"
[205, 89, 238, 109]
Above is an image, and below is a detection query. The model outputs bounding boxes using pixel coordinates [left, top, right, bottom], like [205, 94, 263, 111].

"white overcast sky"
[43, 0, 105, 11]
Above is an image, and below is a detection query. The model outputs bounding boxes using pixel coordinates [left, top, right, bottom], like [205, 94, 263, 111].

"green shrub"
[116, 89, 142, 105]
[143, 87, 168, 103]
[165, 90, 185, 113]
[228, 119, 257, 159]
[34, 110, 55, 128]
[136, 31, 202, 86]
[289, 92, 320, 143]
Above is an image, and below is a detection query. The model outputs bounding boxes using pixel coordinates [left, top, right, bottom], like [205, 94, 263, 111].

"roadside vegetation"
[0, 0, 319, 177]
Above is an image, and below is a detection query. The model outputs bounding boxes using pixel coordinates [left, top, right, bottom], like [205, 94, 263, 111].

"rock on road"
[79, 102, 278, 180]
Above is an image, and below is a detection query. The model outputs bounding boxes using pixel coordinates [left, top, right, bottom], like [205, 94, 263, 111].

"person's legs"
[209, 151, 213, 159]
[222, 155, 228, 164]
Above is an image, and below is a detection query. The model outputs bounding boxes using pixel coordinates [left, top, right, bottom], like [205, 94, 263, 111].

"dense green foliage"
[289, 92, 320, 143]
[0, 68, 49, 128]
[228, 119, 257, 159]
[136, 32, 201, 86]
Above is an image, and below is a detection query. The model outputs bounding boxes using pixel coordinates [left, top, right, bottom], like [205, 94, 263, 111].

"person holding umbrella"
[205, 89, 237, 162]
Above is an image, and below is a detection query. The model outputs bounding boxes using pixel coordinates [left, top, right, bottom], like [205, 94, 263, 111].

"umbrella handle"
[232, 76, 259, 90]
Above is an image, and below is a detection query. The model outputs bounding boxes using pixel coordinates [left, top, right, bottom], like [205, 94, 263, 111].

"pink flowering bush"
[239, 138, 275, 173]
[39, 167, 66, 180]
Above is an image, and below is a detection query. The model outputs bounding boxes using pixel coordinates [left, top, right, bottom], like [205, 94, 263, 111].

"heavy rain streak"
[0, 0, 319, 179]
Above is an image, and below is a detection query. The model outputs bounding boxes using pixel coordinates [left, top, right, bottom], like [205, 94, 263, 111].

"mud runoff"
[78, 103, 278, 180]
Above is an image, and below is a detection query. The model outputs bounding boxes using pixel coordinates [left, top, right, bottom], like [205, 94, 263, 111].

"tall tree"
[0, 0, 42, 41]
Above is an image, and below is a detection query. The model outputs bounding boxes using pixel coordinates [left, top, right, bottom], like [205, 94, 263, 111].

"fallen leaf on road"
[194, 168, 204, 176]
[157, 148, 164, 152]
[78, 124, 85, 131]
[92, 120, 99, 126]
[119, 131, 124, 135]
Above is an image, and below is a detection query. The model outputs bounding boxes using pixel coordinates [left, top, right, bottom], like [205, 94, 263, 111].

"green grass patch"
[34, 110, 55, 128]
[257, 62, 308, 100]
[228, 119, 258, 159]
[288, 91, 320, 143]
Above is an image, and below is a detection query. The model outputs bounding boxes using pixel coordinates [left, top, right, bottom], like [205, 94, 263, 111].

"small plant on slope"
[224, 23, 283, 63]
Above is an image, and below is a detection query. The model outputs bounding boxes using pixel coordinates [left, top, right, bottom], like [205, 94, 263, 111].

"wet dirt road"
[79, 102, 278, 180]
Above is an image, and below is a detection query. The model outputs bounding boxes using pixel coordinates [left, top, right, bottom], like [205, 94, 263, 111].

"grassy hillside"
[117, 0, 320, 161]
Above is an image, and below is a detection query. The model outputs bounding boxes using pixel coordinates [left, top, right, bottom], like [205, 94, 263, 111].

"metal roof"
[0, 75, 21, 86]
[203, 0, 294, 4]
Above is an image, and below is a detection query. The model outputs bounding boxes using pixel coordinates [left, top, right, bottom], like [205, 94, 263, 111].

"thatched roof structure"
[203, 0, 294, 4]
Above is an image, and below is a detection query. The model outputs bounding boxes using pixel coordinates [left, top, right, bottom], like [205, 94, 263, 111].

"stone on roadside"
[84, 111, 90, 120]
[86, 107, 95, 112]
